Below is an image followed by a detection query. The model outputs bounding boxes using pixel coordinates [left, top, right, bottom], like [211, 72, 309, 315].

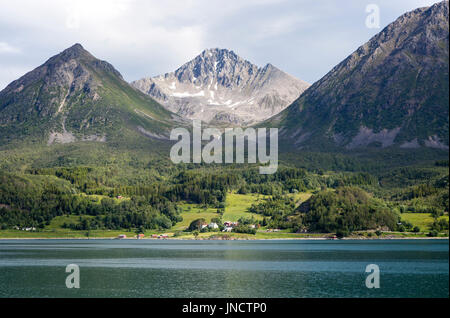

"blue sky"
[0, 0, 442, 89]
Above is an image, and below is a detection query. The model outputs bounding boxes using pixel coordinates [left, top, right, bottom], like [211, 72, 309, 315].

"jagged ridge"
[268, 1, 449, 150]
[132, 48, 309, 125]
[0, 44, 179, 145]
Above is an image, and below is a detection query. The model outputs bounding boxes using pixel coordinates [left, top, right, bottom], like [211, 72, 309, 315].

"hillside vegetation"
[1, 143, 448, 238]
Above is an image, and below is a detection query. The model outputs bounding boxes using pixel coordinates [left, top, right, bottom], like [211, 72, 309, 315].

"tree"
[135, 226, 144, 236]
[211, 217, 222, 225]
[188, 218, 206, 231]
[335, 229, 349, 239]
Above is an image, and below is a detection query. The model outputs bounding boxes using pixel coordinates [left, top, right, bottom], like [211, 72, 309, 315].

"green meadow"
[401, 213, 449, 232]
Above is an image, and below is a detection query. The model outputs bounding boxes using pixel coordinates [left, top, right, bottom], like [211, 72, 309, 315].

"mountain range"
[131, 48, 309, 125]
[0, 1, 448, 151]
[268, 0, 449, 150]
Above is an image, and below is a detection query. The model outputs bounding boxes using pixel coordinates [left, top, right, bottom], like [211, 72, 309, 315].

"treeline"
[297, 187, 398, 234]
[2, 158, 448, 234]
[30, 167, 238, 206]
[238, 170, 379, 195]
[62, 198, 181, 231]
[390, 174, 449, 214]
[248, 186, 399, 235]
[29, 166, 325, 205]
[0, 171, 182, 230]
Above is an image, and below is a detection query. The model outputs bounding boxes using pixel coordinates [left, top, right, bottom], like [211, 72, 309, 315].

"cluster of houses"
[116, 220, 260, 239]
[117, 233, 169, 239]
[200, 222, 219, 230]
[14, 226, 36, 231]
[222, 221, 238, 232]
[200, 221, 257, 232]
[151, 234, 169, 239]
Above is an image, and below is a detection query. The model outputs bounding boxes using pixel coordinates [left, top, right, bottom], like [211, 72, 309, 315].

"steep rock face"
[269, 1, 449, 150]
[132, 48, 309, 125]
[0, 44, 179, 145]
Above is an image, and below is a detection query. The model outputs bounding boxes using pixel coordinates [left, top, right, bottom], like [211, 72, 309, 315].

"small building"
[249, 224, 256, 229]
[137, 233, 145, 239]
[223, 226, 233, 232]
[201, 223, 208, 229]
[159, 234, 169, 239]
[117, 195, 123, 199]
[151, 234, 158, 238]
[118, 234, 127, 239]
[208, 222, 219, 229]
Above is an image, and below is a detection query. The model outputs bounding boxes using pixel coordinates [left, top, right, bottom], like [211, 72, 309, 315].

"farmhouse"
[224, 221, 239, 227]
[208, 222, 219, 229]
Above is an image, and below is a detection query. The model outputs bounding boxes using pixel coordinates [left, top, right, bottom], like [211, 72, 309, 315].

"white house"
[208, 222, 219, 229]
[223, 226, 233, 232]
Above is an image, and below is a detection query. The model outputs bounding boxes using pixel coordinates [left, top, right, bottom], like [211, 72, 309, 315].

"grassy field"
[401, 213, 449, 231]
[288, 191, 313, 206]
[47, 215, 93, 229]
[78, 193, 130, 203]
[221, 192, 267, 222]
[173, 204, 219, 231]
[0, 229, 134, 239]
[173, 192, 271, 231]
[0, 215, 138, 238]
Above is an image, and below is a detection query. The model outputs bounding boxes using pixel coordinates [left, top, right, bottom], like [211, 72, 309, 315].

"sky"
[0, 0, 442, 90]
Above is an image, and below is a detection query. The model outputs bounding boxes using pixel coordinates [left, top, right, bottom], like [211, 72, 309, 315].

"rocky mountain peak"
[0, 44, 176, 145]
[272, 0, 449, 150]
[1, 43, 124, 99]
[173, 48, 256, 87]
[132, 48, 309, 125]
[44, 43, 94, 66]
[62, 43, 89, 57]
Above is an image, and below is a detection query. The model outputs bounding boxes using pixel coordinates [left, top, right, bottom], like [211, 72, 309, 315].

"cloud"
[0, 42, 21, 54]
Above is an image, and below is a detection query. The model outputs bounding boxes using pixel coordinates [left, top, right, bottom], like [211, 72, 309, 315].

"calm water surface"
[0, 239, 448, 297]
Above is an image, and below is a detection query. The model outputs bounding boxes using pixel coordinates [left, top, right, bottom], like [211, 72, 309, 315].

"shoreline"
[0, 236, 448, 241]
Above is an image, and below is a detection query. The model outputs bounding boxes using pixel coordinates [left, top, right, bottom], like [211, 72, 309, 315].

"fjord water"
[0, 239, 448, 298]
